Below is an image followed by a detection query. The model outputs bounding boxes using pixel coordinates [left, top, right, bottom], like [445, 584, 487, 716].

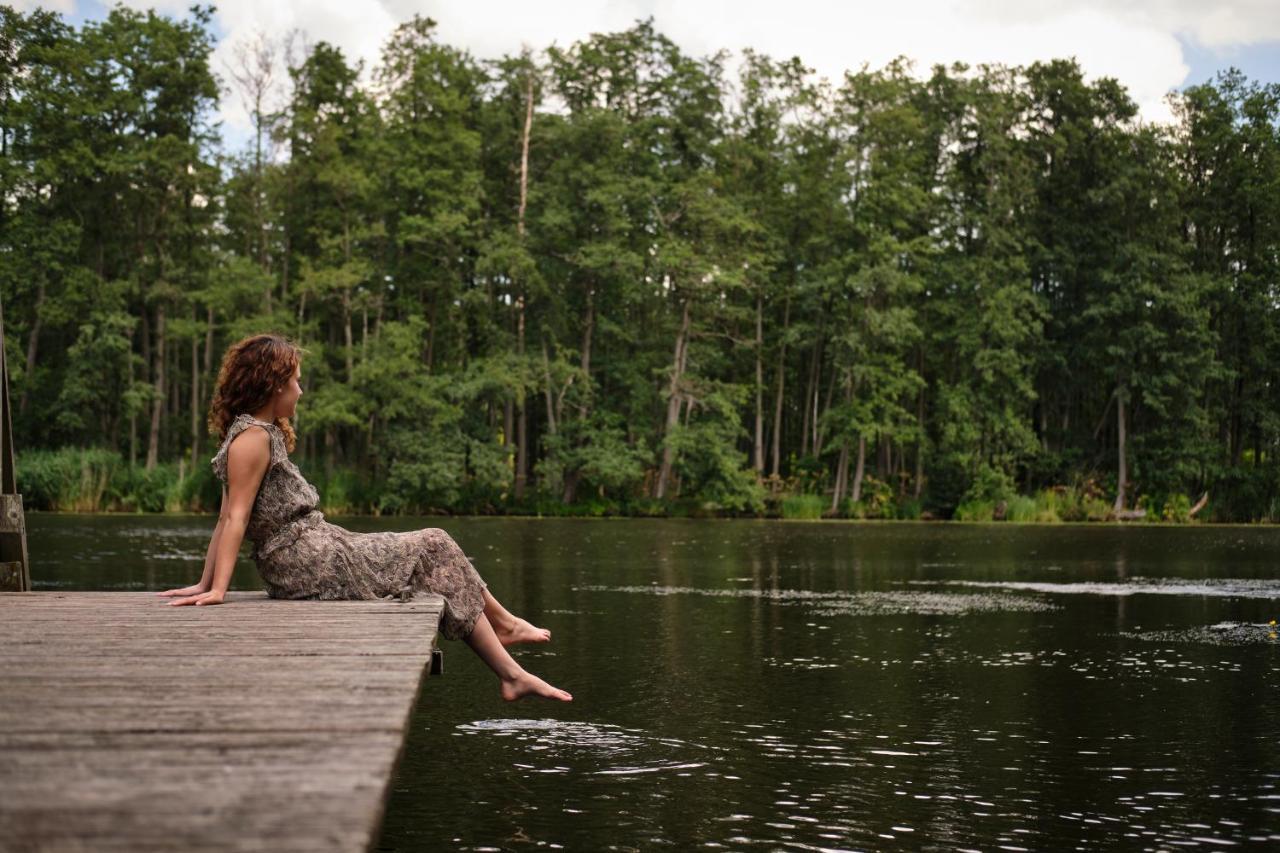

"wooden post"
[0, 292, 30, 591]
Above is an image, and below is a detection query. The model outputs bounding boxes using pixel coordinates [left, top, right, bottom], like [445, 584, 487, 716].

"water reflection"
[27, 515, 1280, 849]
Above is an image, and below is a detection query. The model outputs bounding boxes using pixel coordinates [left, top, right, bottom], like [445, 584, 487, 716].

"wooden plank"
[0, 590, 443, 853]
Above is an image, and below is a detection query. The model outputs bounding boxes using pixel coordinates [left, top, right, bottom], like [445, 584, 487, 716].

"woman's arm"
[156, 492, 227, 598]
[167, 428, 271, 607]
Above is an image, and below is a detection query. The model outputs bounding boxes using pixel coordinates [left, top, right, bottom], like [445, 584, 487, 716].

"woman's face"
[279, 363, 303, 418]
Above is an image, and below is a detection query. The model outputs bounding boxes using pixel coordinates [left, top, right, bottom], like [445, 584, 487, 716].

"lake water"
[29, 515, 1280, 850]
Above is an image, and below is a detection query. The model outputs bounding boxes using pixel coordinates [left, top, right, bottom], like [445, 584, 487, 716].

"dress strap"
[210, 414, 288, 482]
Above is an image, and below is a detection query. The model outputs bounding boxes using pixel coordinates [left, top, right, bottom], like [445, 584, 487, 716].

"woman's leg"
[483, 588, 551, 646]
[464, 613, 572, 702]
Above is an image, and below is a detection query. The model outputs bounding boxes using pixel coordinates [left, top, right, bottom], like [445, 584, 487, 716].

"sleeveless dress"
[210, 413, 486, 640]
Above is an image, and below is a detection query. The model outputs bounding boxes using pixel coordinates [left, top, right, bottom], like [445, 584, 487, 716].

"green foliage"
[4, 8, 1280, 521]
[849, 476, 896, 519]
[1004, 495, 1038, 523]
[16, 448, 121, 511]
[665, 384, 765, 513]
[1033, 490, 1063, 523]
[896, 498, 923, 520]
[962, 465, 1015, 506]
[954, 500, 995, 522]
[781, 494, 825, 520]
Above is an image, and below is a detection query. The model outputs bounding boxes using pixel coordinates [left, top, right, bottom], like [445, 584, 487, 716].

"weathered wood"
[0, 493, 23, 533]
[0, 590, 443, 852]
[0, 291, 32, 591]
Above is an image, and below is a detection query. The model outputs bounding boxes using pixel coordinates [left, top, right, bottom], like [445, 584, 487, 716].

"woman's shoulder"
[232, 413, 281, 434]
[224, 415, 283, 457]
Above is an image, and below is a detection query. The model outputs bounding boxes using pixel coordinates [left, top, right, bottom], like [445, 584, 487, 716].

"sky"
[18, 0, 1280, 150]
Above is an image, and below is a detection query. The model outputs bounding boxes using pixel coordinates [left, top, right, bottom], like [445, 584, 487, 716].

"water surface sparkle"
[28, 515, 1280, 849]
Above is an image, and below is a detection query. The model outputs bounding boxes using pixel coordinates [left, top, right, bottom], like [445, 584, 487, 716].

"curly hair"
[207, 334, 304, 453]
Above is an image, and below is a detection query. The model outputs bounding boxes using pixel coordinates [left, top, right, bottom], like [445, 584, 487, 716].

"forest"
[2, 4, 1279, 521]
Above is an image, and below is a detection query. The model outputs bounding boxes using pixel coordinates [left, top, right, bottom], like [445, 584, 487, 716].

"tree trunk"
[1113, 385, 1128, 515]
[189, 306, 200, 465]
[324, 427, 336, 478]
[753, 292, 764, 474]
[128, 325, 137, 468]
[541, 338, 557, 437]
[769, 296, 790, 478]
[913, 352, 925, 500]
[830, 441, 849, 514]
[19, 277, 44, 414]
[800, 337, 820, 457]
[813, 358, 838, 459]
[145, 303, 166, 471]
[515, 300, 528, 500]
[504, 397, 514, 454]
[342, 290, 354, 382]
[655, 298, 691, 500]
[851, 436, 867, 504]
[513, 65, 534, 501]
[574, 283, 595, 425]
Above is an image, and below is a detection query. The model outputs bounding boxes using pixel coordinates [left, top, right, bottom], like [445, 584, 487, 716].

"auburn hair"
[207, 334, 303, 453]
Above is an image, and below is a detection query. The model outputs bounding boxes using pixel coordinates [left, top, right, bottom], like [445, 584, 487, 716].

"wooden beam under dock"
[0, 590, 444, 852]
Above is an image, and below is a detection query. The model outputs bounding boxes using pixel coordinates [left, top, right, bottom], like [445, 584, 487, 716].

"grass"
[781, 494, 826, 519]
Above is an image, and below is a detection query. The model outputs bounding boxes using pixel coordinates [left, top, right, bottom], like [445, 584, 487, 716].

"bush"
[1052, 484, 1110, 522]
[1004, 494, 1038, 522]
[1082, 497, 1111, 521]
[172, 462, 221, 513]
[856, 476, 896, 519]
[625, 497, 668, 518]
[113, 463, 182, 513]
[896, 497, 923, 520]
[1033, 489, 1062, 523]
[963, 465, 1015, 505]
[17, 447, 122, 511]
[782, 493, 825, 520]
[315, 469, 355, 515]
[954, 499, 995, 522]
[1161, 493, 1193, 523]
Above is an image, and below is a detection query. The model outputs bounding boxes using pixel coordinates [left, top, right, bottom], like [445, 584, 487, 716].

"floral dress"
[211, 413, 486, 639]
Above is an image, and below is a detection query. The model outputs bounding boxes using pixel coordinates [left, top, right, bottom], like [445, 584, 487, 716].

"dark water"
[30, 515, 1280, 850]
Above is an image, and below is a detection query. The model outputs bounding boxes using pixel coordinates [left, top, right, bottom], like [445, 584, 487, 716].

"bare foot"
[500, 670, 573, 702]
[496, 616, 552, 647]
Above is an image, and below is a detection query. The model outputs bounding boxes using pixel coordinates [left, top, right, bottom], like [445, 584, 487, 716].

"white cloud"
[14, 0, 76, 12]
[98, 0, 1278, 135]
[965, 0, 1280, 47]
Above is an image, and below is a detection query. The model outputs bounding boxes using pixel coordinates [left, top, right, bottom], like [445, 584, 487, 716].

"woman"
[156, 333, 571, 703]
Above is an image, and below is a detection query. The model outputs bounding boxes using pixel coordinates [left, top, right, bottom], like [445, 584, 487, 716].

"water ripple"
[575, 584, 1056, 615]
[914, 578, 1280, 599]
[455, 718, 718, 778]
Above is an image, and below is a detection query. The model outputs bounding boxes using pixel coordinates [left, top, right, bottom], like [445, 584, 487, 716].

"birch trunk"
[851, 436, 867, 504]
[655, 298, 691, 499]
[830, 441, 849, 514]
[769, 296, 790, 477]
[513, 64, 534, 500]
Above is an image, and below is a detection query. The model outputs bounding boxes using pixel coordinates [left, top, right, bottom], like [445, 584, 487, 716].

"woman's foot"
[495, 616, 551, 647]
[501, 670, 573, 702]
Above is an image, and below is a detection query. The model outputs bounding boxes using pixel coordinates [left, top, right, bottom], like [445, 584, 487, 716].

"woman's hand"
[156, 583, 211, 598]
[166, 589, 226, 607]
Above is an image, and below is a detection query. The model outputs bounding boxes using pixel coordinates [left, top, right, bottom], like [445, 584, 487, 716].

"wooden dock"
[0, 590, 444, 853]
